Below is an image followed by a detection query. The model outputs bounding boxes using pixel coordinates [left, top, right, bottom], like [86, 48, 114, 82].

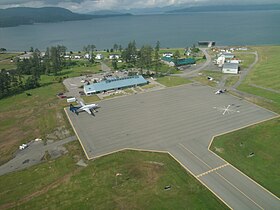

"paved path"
[233, 51, 258, 89]
[0, 136, 77, 176]
[101, 62, 111, 73]
[66, 85, 279, 209]
[174, 48, 212, 77]
[249, 84, 280, 94]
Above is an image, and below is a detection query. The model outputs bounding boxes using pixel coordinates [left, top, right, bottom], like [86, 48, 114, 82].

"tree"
[173, 50, 181, 64]
[0, 69, 11, 98]
[138, 45, 153, 69]
[154, 41, 160, 74]
[113, 43, 118, 52]
[112, 58, 118, 70]
[0, 48, 7, 53]
[83, 44, 96, 63]
[122, 41, 137, 65]
[118, 45, 123, 52]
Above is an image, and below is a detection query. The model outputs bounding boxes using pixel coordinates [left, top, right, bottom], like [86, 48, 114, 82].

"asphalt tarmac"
[65, 84, 279, 209]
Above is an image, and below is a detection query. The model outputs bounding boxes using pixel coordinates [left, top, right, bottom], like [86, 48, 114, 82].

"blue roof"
[84, 75, 148, 94]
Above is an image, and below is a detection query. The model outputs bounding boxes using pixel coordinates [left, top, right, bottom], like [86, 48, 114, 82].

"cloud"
[0, 0, 279, 12]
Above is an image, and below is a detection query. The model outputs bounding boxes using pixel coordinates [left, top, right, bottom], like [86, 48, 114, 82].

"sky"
[0, 0, 278, 13]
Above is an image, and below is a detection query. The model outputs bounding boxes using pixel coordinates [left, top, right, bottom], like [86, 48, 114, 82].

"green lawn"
[193, 70, 223, 87]
[0, 53, 20, 70]
[81, 94, 100, 103]
[0, 53, 21, 61]
[0, 80, 72, 164]
[0, 142, 227, 209]
[0, 62, 102, 164]
[225, 75, 240, 87]
[238, 46, 280, 113]
[210, 118, 280, 197]
[242, 46, 280, 90]
[156, 76, 191, 87]
[234, 52, 256, 69]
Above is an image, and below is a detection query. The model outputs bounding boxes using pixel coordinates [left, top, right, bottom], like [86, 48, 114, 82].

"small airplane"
[215, 89, 227, 95]
[70, 101, 100, 116]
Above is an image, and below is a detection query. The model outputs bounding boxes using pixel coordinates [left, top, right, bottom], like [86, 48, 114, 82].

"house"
[84, 53, 91, 59]
[174, 58, 196, 66]
[18, 52, 33, 60]
[74, 55, 81, 59]
[222, 53, 235, 59]
[95, 54, 104, 60]
[84, 75, 148, 95]
[230, 59, 240, 64]
[163, 52, 173, 58]
[222, 63, 239, 74]
[216, 56, 225, 67]
[109, 54, 120, 59]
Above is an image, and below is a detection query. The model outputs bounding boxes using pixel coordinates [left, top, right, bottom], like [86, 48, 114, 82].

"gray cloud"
[0, 0, 279, 12]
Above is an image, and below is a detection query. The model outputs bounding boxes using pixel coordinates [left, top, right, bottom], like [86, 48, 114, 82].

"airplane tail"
[69, 104, 79, 115]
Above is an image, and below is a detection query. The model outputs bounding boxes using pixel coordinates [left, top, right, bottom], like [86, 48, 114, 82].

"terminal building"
[84, 75, 148, 95]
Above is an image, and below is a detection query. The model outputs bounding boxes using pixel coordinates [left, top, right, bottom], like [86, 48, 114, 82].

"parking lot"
[65, 84, 279, 210]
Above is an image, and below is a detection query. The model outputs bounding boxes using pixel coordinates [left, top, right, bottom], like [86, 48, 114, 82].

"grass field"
[225, 75, 240, 87]
[156, 76, 191, 87]
[237, 46, 280, 113]
[234, 52, 256, 69]
[0, 142, 227, 209]
[211, 46, 280, 197]
[193, 70, 223, 87]
[210, 117, 280, 197]
[0, 53, 20, 70]
[0, 63, 101, 165]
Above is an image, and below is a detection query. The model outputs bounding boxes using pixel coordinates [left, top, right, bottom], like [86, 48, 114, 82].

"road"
[233, 51, 258, 89]
[174, 48, 212, 77]
[0, 136, 77, 176]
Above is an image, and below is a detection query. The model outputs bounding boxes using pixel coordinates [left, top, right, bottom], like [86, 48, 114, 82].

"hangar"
[84, 75, 148, 95]
[222, 63, 239, 74]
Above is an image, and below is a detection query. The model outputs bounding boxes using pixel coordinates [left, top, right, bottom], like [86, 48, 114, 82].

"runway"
[65, 83, 279, 209]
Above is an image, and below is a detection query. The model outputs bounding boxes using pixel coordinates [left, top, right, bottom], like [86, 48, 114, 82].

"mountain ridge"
[0, 7, 132, 28]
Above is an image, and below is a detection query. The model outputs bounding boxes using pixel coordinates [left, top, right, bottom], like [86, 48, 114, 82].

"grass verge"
[210, 117, 280, 197]
[156, 76, 191, 87]
[0, 142, 228, 209]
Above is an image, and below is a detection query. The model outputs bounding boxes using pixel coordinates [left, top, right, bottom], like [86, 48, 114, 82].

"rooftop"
[223, 63, 239, 69]
[84, 75, 148, 94]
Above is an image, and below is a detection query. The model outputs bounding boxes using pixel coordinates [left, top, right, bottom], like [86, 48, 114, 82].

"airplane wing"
[83, 108, 92, 115]
[79, 101, 85, 107]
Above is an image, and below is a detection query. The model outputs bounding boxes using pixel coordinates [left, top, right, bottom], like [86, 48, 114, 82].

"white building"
[84, 53, 91, 59]
[109, 54, 120, 59]
[222, 63, 239, 74]
[95, 54, 104, 60]
[216, 56, 225, 67]
[230, 59, 240, 64]
[163, 52, 173, 58]
[74, 55, 81, 59]
[222, 53, 235, 59]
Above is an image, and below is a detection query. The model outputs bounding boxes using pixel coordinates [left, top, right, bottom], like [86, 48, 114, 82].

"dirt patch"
[214, 147, 224, 153]
[46, 126, 70, 140]
[127, 161, 164, 185]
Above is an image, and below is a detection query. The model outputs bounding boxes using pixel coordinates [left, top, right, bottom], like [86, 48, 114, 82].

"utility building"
[84, 75, 148, 95]
[222, 63, 239, 74]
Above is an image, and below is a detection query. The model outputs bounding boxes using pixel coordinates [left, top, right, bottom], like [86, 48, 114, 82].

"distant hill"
[167, 4, 280, 13]
[87, 10, 131, 16]
[0, 7, 132, 28]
